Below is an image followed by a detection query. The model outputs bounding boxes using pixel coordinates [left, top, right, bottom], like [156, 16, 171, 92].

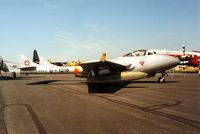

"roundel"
[24, 60, 30, 66]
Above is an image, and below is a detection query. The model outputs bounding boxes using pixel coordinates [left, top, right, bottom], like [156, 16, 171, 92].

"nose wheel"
[158, 72, 167, 83]
[158, 77, 165, 83]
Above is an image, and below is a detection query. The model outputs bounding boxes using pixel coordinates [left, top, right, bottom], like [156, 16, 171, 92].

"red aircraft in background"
[149, 46, 200, 68]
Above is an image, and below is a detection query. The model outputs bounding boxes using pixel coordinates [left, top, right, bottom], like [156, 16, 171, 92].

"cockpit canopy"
[123, 50, 156, 57]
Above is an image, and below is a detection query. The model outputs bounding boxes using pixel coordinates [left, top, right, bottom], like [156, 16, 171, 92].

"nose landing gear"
[158, 77, 165, 83]
[158, 72, 167, 83]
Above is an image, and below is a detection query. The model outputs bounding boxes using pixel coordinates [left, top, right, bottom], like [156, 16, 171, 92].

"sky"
[0, 0, 199, 62]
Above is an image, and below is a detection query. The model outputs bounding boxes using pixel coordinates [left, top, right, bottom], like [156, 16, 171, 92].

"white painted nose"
[167, 55, 179, 65]
[161, 55, 180, 70]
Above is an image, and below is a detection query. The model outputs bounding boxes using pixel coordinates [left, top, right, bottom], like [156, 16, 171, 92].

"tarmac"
[0, 73, 199, 134]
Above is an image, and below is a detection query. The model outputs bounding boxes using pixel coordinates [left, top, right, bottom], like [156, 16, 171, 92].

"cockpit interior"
[123, 50, 156, 57]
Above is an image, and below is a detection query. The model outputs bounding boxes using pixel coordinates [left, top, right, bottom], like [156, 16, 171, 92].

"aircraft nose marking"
[139, 61, 145, 66]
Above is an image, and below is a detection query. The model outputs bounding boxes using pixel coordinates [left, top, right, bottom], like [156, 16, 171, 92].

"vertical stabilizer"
[33, 50, 40, 64]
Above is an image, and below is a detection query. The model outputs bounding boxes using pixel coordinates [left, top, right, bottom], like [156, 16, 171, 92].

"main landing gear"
[158, 72, 167, 83]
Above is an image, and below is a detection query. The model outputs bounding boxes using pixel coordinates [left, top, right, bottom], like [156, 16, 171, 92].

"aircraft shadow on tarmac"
[27, 80, 149, 93]
[0, 76, 17, 80]
[87, 79, 181, 93]
[27, 80, 62, 85]
[0, 76, 47, 81]
[86, 83, 145, 93]
[0, 76, 33, 81]
[27, 80, 85, 85]
[132, 80, 179, 83]
[86, 80, 180, 93]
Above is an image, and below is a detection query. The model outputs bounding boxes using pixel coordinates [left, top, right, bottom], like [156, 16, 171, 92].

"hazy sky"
[0, 0, 199, 61]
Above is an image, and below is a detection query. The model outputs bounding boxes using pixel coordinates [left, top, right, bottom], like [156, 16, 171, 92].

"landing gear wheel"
[158, 77, 165, 83]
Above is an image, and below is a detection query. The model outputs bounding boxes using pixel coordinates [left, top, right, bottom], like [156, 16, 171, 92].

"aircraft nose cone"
[170, 56, 180, 65]
[164, 55, 180, 68]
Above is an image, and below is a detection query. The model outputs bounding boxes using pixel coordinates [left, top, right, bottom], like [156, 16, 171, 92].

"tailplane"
[39, 57, 57, 68]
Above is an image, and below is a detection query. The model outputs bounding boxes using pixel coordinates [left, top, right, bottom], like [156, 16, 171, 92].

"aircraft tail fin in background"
[33, 50, 40, 64]
[19, 54, 38, 67]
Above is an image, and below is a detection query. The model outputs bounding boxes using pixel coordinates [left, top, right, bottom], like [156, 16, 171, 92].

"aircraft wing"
[80, 60, 130, 73]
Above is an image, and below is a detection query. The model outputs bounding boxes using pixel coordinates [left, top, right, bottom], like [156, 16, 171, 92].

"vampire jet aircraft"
[39, 57, 82, 73]
[75, 50, 180, 83]
[32, 50, 83, 74]
[19, 54, 82, 74]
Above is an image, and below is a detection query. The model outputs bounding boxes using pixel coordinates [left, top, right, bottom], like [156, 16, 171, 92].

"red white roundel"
[24, 60, 30, 66]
